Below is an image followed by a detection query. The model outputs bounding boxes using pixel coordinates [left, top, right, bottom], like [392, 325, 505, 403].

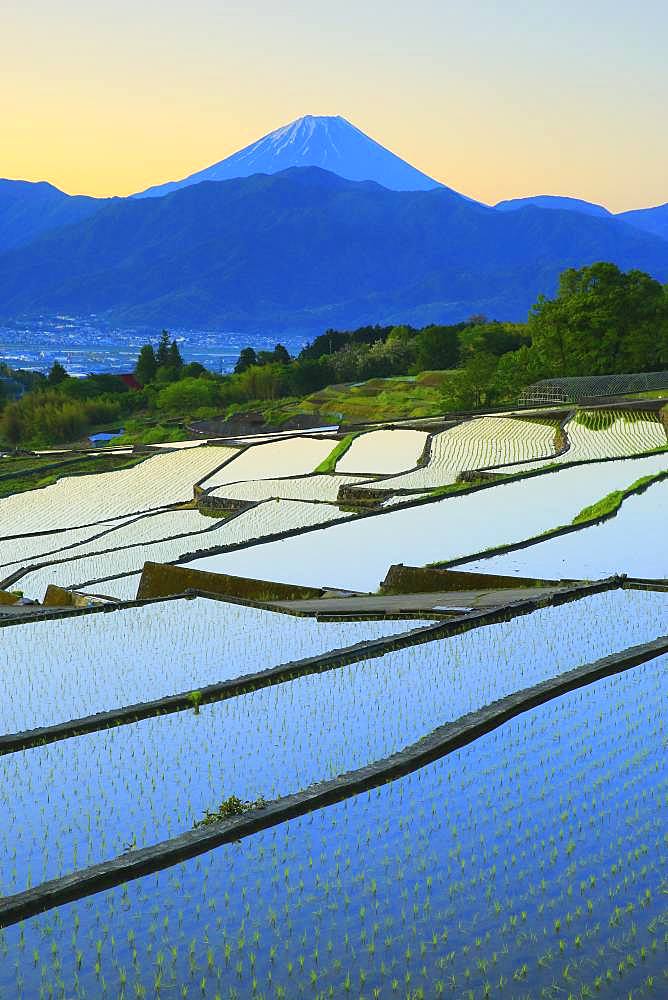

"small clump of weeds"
[194, 794, 267, 828]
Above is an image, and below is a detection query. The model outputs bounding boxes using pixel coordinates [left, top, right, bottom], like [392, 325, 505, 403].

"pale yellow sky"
[2, 0, 666, 211]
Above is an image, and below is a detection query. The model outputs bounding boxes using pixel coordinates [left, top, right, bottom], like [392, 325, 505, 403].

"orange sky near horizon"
[2, 0, 667, 212]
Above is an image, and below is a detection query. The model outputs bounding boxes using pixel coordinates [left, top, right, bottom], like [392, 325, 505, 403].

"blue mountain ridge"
[0, 166, 665, 333]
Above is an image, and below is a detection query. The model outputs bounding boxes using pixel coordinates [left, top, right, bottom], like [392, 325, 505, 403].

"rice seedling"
[1, 661, 663, 996]
[0, 590, 663, 894]
[0, 596, 428, 734]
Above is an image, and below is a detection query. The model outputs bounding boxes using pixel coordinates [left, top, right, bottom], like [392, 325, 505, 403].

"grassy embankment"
[571, 471, 668, 525]
[313, 433, 362, 474]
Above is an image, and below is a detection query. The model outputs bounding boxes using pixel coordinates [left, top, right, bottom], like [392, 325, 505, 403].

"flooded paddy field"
[0, 405, 666, 997]
[1, 658, 664, 997]
[463, 477, 668, 580]
[0, 588, 663, 894]
[188, 453, 668, 591]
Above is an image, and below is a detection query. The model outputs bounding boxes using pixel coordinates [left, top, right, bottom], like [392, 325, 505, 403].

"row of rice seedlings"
[0, 599, 430, 735]
[0, 589, 664, 892]
[0, 516, 136, 572]
[0, 509, 216, 572]
[0, 447, 237, 537]
[200, 437, 337, 491]
[0, 659, 664, 997]
[78, 573, 141, 601]
[335, 430, 429, 476]
[16, 500, 353, 600]
[462, 476, 668, 580]
[355, 417, 559, 491]
[198, 453, 668, 592]
[209, 474, 367, 504]
[494, 410, 667, 474]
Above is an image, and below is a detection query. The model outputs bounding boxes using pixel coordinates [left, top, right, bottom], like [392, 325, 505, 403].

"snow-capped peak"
[135, 115, 444, 198]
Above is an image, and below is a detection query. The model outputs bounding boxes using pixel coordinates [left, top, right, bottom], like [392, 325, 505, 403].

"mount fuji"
[135, 114, 446, 198]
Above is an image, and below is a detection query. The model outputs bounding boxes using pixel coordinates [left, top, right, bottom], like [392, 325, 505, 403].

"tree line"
[1, 262, 666, 446]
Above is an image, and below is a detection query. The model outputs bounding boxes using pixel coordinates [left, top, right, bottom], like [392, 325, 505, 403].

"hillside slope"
[1, 168, 667, 331]
[0, 179, 105, 252]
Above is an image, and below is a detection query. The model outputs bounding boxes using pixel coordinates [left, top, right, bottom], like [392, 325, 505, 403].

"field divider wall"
[0, 630, 664, 929]
[0, 577, 623, 756]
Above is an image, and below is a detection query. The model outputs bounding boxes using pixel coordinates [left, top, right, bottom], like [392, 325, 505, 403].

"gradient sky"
[3, 0, 666, 211]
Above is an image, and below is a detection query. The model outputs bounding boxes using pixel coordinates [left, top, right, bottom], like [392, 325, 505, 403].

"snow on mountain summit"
[135, 115, 444, 198]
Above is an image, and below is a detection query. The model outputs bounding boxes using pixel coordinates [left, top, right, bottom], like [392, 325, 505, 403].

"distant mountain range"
[0, 115, 667, 332]
[0, 179, 105, 252]
[495, 193, 668, 241]
[495, 195, 612, 218]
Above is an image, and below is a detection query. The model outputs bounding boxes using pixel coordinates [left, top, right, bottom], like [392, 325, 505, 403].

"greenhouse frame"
[519, 370, 668, 405]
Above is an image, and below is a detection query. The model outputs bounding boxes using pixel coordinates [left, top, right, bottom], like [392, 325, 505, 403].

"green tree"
[492, 345, 547, 402]
[528, 263, 668, 376]
[273, 343, 291, 364]
[459, 321, 528, 360]
[235, 363, 286, 400]
[156, 377, 217, 413]
[234, 347, 258, 374]
[168, 340, 184, 370]
[47, 361, 69, 385]
[182, 361, 207, 378]
[288, 357, 334, 394]
[155, 330, 172, 367]
[413, 325, 460, 372]
[135, 344, 157, 385]
[444, 352, 498, 410]
[0, 404, 22, 444]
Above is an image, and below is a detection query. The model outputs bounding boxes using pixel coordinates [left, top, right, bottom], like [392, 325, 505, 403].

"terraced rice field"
[0, 589, 662, 893]
[199, 435, 337, 489]
[0, 447, 237, 536]
[494, 409, 666, 473]
[0, 596, 431, 736]
[0, 608, 665, 998]
[0, 509, 215, 572]
[1, 410, 666, 998]
[192, 453, 668, 591]
[14, 499, 352, 600]
[356, 416, 559, 491]
[335, 428, 429, 474]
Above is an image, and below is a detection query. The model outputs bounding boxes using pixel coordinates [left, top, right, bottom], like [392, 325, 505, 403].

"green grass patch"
[430, 477, 504, 499]
[223, 371, 457, 427]
[571, 472, 667, 525]
[314, 432, 362, 473]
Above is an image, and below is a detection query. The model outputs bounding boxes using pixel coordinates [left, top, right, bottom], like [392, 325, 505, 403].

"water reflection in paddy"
[189, 454, 667, 591]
